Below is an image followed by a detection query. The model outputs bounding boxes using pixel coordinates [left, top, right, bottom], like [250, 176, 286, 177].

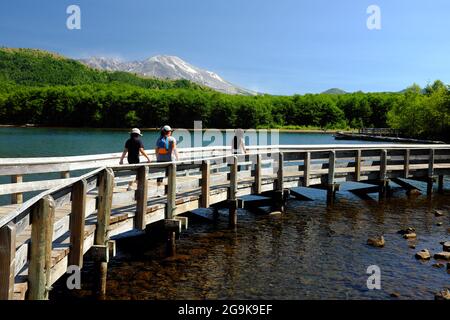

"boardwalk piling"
[327, 151, 337, 205]
[379, 150, 389, 201]
[228, 156, 238, 227]
[94, 168, 114, 299]
[427, 149, 435, 196]
[166, 164, 177, 255]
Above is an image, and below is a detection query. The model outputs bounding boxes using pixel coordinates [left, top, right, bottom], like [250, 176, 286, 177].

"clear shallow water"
[51, 183, 450, 301]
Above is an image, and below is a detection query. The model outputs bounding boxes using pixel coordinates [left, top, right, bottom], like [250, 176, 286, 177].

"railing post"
[166, 164, 177, 219]
[276, 153, 284, 191]
[0, 223, 16, 300]
[355, 150, 361, 181]
[28, 195, 55, 300]
[255, 154, 262, 194]
[228, 156, 238, 227]
[404, 149, 410, 178]
[165, 163, 178, 256]
[94, 168, 114, 298]
[69, 179, 87, 268]
[11, 175, 23, 205]
[327, 151, 336, 205]
[61, 171, 70, 179]
[135, 166, 148, 230]
[427, 149, 435, 195]
[303, 152, 310, 187]
[201, 160, 210, 208]
[379, 149, 388, 200]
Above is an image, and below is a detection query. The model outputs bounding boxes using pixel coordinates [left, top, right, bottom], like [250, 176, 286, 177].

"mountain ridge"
[79, 55, 257, 96]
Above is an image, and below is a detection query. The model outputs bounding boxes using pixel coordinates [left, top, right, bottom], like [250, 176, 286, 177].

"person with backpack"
[119, 128, 151, 190]
[155, 125, 179, 186]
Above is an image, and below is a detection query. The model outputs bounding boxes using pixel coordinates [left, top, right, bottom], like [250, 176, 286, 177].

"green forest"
[0, 48, 449, 141]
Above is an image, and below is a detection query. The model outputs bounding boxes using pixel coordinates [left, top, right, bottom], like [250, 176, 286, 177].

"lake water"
[0, 127, 380, 158]
[0, 127, 449, 300]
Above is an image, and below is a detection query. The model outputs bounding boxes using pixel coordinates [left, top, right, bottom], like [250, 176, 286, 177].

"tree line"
[0, 48, 449, 141]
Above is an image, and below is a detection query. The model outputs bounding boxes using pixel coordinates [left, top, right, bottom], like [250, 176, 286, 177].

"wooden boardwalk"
[0, 144, 449, 300]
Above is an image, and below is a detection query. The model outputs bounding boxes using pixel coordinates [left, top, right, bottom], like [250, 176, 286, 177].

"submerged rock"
[367, 236, 385, 248]
[415, 249, 431, 260]
[397, 227, 416, 235]
[436, 222, 443, 226]
[408, 189, 421, 196]
[443, 242, 450, 252]
[409, 244, 416, 249]
[390, 292, 400, 298]
[434, 252, 450, 261]
[432, 263, 444, 268]
[403, 233, 417, 239]
[435, 289, 450, 300]
[434, 210, 446, 217]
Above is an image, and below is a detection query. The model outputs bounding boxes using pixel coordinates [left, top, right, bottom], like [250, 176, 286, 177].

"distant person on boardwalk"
[155, 125, 179, 186]
[231, 128, 247, 154]
[119, 128, 151, 190]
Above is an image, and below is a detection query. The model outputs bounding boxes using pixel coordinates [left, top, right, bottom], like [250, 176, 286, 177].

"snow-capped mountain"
[79, 55, 256, 95]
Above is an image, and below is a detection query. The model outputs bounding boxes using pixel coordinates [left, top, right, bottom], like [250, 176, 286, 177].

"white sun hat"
[162, 125, 173, 132]
[130, 128, 143, 136]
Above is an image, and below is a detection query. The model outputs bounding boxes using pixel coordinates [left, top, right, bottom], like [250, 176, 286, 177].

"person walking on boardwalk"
[119, 128, 151, 190]
[155, 125, 179, 187]
[231, 128, 247, 154]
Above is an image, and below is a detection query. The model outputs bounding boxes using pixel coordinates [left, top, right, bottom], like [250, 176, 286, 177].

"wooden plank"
[277, 153, 284, 191]
[10, 175, 23, 204]
[0, 223, 16, 300]
[28, 195, 55, 300]
[135, 166, 148, 230]
[0, 178, 78, 196]
[201, 160, 211, 208]
[68, 179, 87, 268]
[166, 164, 177, 219]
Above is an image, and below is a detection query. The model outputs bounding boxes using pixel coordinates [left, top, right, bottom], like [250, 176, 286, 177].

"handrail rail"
[2, 144, 450, 228]
[0, 167, 105, 229]
[1, 144, 450, 165]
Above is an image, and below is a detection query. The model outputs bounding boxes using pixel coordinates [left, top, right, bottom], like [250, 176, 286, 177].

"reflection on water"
[51, 180, 450, 300]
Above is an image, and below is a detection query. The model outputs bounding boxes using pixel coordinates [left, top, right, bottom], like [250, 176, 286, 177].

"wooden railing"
[0, 144, 449, 300]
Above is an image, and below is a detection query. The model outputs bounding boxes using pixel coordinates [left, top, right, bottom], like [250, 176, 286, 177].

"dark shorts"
[128, 157, 140, 164]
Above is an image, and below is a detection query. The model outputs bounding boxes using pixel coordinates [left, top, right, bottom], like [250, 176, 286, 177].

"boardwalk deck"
[0, 144, 449, 299]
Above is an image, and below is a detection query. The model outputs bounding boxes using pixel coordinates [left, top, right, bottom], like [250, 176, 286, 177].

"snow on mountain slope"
[79, 55, 256, 95]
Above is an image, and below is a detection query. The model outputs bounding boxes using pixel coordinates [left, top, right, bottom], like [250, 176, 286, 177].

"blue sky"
[1, 0, 449, 95]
